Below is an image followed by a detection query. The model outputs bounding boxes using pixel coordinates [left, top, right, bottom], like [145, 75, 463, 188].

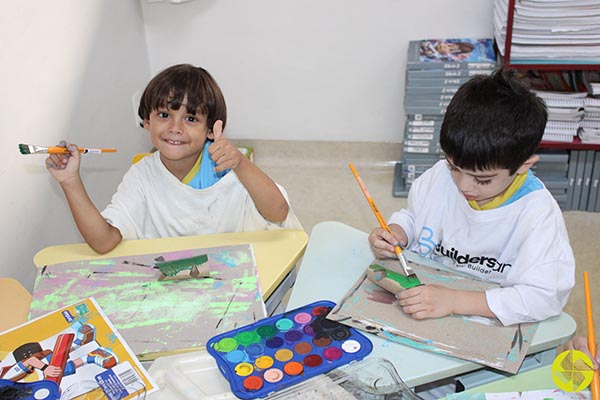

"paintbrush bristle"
[18, 144, 33, 155]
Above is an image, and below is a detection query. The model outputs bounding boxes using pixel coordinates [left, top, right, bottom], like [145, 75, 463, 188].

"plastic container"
[206, 300, 373, 399]
[147, 351, 422, 400]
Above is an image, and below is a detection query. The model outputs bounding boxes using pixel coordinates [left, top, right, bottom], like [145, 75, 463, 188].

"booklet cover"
[407, 38, 497, 70]
[0, 297, 157, 400]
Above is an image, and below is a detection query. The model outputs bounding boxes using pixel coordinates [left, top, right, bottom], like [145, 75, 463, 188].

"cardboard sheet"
[328, 259, 538, 374]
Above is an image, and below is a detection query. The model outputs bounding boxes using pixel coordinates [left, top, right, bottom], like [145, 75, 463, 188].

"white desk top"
[287, 221, 576, 388]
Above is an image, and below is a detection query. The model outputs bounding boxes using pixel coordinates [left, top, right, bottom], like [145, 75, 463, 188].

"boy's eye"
[157, 111, 169, 118]
[185, 116, 198, 123]
[475, 178, 492, 185]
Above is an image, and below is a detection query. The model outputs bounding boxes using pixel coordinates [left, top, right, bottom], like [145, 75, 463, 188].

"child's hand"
[396, 284, 456, 319]
[368, 223, 408, 259]
[208, 120, 244, 172]
[45, 140, 81, 185]
[563, 335, 599, 369]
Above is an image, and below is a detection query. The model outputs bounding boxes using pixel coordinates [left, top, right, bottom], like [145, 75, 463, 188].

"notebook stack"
[493, 0, 600, 66]
[394, 39, 497, 197]
[534, 91, 585, 143]
[578, 97, 600, 145]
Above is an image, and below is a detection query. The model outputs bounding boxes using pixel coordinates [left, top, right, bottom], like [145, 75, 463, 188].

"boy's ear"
[142, 119, 150, 131]
[516, 154, 539, 175]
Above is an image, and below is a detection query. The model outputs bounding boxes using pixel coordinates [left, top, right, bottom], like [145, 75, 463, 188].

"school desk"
[457, 364, 555, 394]
[33, 228, 307, 320]
[287, 221, 577, 389]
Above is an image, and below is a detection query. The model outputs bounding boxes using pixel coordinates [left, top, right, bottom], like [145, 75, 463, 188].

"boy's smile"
[143, 98, 214, 179]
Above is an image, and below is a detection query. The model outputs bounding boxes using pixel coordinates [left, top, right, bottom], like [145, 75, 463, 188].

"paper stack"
[579, 97, 600, 144]
[494, 0, 600, 65]
[534, 91, 586, 143]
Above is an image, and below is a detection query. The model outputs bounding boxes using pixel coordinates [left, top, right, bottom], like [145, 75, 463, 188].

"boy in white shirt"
[46, 64, 301, 254]
[369, 69, 575, 326]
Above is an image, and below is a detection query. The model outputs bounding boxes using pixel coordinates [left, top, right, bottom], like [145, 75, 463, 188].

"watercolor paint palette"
[206, 300, 373, 399]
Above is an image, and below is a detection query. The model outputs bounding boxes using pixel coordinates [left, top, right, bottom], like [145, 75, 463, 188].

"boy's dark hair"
[440, 69, 547, 175]
[138, 64, 227, 130]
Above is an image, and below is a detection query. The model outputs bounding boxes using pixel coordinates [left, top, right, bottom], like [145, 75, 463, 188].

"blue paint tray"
[206, 300, 373, 399]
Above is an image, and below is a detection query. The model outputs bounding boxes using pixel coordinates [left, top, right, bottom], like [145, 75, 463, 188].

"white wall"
[141, 0, 494, 142]
[2, 1, 151, 290]
[2, 0, 494, 290]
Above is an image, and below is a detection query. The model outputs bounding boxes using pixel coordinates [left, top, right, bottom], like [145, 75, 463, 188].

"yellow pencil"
[348, 163, 416, 278]
[584, 271, 599, 400]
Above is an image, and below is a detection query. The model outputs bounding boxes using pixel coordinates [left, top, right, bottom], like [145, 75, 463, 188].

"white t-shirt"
[389, 160, 575, 326]
[101, 152, 302, 240]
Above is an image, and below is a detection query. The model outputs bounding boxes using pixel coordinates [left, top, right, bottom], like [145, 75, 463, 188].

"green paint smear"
[155, 254, 208, 276]
[369, 265, 422, 288]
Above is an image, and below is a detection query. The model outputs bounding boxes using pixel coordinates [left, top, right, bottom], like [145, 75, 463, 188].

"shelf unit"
[502, 0, 600, 71]
[540, 139, 600, 151]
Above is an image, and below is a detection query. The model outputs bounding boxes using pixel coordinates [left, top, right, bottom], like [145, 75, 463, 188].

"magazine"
[0, 297, 157, 400]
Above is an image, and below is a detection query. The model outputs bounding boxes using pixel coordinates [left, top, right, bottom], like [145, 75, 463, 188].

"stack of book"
[493, 0, 600, 65]
[394, 38, 497, 197]
[534, 91, 586, 143]
[578, 97, 600, 144]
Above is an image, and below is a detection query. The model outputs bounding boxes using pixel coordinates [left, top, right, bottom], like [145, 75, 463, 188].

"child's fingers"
[46, 153, 66, 169]
[46, 157, 58, 170]
[368, 229, 397, 258]
[212, 120, 224, 141]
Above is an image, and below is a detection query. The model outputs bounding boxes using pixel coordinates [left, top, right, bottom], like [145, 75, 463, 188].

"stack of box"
[394, 39, 497, 197]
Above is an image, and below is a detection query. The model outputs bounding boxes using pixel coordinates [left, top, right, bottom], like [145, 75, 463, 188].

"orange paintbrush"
[19, 144, 117, 155]
[349, 162, 416, 278]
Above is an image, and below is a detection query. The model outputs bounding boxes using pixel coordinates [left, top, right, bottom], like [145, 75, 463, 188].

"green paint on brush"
[369, 264, 422, 289]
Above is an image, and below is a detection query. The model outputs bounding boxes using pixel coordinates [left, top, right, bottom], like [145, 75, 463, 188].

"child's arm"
[368, 223, 408, 259]
[46, 142, 122, 254]
[396, 285, 496, 320]
[208, 122, 289, 223]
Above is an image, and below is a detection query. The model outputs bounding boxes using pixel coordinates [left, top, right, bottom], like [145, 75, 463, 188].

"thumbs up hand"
[208, 120, 244, 172]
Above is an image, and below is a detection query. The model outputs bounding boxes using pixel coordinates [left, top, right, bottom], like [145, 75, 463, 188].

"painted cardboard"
[30, 244, 266, 360]
[328, 259, 538, 374]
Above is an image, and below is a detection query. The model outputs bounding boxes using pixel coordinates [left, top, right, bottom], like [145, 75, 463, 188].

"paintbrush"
[584, 271, 600, 400]
[18, 144, 117, 155]
[348, 163, 417, 278]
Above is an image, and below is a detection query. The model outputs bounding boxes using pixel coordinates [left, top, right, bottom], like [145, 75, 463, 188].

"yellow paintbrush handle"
[584, 272, 600, 400]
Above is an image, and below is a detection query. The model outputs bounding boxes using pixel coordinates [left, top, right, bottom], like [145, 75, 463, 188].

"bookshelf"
[540, 138, 600, 151]
[495, 0, 600, 211]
